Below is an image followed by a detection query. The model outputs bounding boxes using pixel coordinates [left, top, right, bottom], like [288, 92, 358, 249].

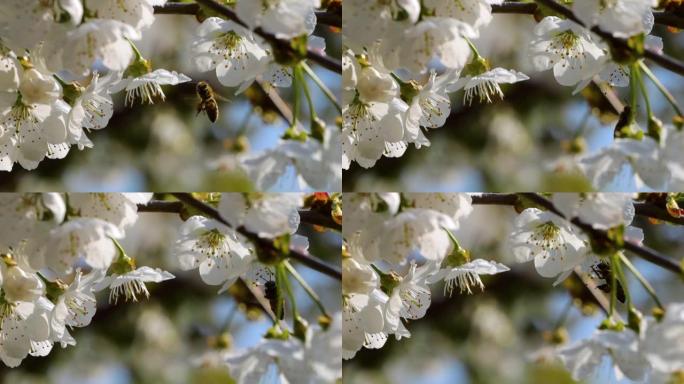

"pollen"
[528, 221, 568, 257]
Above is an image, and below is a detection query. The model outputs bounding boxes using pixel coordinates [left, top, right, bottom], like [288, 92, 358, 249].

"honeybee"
[264, 280, 284, 320]
[592, 262, 625, 303]
[196, 81, 219, 123]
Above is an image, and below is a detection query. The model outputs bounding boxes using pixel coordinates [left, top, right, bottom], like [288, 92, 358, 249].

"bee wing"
[245, 263, 275, 287]
[213, 92, 231, 103]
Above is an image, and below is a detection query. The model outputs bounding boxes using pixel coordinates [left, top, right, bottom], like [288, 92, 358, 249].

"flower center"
[345, 100, 374, 133]
[260, 0, 279, 10]
[598, 0, 618, 11]
[554, 31, 580, 51]
[109, 279, 149, 304]
[201, 229, 225, 250]
[0, 290, 14, 322]
[530, 221, 564, 251]
[213, 31, 246, 61]
[669, 371, 684, 384]
[10, 99, 32, 127]
[66, 294, 93, 319]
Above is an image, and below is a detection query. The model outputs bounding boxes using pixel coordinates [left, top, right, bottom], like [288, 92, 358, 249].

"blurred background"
[343, 203, 684, 384]
[0, 12, 341, 192]
[343, 14, 684, 192]
[0, 201, 341, 384]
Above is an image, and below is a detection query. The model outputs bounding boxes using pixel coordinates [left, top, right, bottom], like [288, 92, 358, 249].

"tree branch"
[491, 2, 537, 14]
[314, 10, 342, 28]
[297, 209, 342, 231]
[492, 2, 684, 29]
[168, 193, 342, 280]
[153, 2, 199, 15]
[155, 1, 341, 73]
[472, 193, 684, 227]
[634, 202, 684, 226]
[154, 3, 342, 28]
[137, 200, 185, 213]
[137, 200, 341, 231]
[470, 193, 519, 206]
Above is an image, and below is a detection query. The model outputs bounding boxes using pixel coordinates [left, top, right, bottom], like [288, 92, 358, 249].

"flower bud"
[318, 314, 332, 330]
[627, 307, 643, 333]
[294, 314, 309, 341]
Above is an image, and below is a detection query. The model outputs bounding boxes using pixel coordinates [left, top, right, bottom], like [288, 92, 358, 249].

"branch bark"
[137, 200, 341, 230]
[492, 2, 684, 29]
[154, 3, 342, 28]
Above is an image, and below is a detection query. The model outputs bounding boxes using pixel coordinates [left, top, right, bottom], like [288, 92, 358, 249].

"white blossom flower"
[0, 256, 52, 367]
[96, 266, 174, 304]
[558, 329, 650, 382]
[240, 127, 342, 191]
[0, 298, 51, 368]
[66, 72, 117, 147]
[0, 193, 65, 253]
[344, 194, 402, 263]
[171, 216, 254, 287]
[299, 313, 342, 382]
[579, 135, 670, 190]
[402, 193, 473, 226]
[217, 193, 303, 238]
[342, 0, 393, 51]
[191, 17, 268, 92]
[0, 54, 68, 170]
[110, 69, 191, 106]
[343, 289, 389, 359]
[423, 0, 498, 32]
[381, 209, 456, 264]
[342, 257, 379, 295]
[342, 97, 408, 169]
[39, 218, 123, 275]
[86, 0, 165, 31]
[1, 261, 44, 304]
[230, 313, 341, 383]
[529, 16, 605, 87]
[50, 270, 101, 340]
[67, 193, 151, 232]
[45, 19, 141, 76]
[509, 208, 587, 279]
[428, 259, 509, 295]
[642, 303, 684, 381]
[383, 262, 434, 332]
[381, 18, 476, 74]
[402, 71, 453, 145]
[573, 0, 656, 38]
[559, 303, 684, 383]
[236, 0, 320, 39]
[552, 193, 635, 230]
[356, 65, 399, 104]
[0, 0, 82, 53]
[447, 67, 529, 105]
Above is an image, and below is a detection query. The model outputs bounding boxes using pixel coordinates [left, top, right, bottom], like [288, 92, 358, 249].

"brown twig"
[492, 2, 684, 29]
[137, 200, 341, 231]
